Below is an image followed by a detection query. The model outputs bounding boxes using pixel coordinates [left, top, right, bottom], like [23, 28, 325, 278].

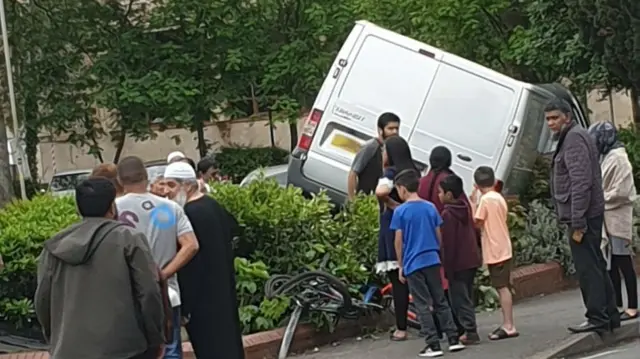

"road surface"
[578, 340, 639, 359]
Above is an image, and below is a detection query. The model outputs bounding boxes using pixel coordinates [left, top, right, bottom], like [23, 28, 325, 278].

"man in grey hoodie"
[34, 177, 166, 359]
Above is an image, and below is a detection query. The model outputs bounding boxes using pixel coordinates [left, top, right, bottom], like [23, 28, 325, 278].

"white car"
[48, 170, 92, 197]
[240, 164, 288, 187]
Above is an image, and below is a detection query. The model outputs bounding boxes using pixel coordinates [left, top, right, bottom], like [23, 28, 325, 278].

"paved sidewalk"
[296, 288, 591, 359]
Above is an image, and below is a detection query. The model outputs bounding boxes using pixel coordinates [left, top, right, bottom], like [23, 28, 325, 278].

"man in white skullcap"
[164, 162, 244, 359]
[166, 151, 186, 164]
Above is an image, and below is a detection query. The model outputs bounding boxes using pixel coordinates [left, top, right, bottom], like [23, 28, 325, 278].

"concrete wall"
[586, 89, 636, 127]
[37, 115, 304, 182]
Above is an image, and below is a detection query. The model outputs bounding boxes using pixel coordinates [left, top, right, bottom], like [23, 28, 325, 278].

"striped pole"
[50, 134, 56, 175]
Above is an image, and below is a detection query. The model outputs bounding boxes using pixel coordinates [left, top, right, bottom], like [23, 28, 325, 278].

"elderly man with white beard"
[163, 161, 245, 359]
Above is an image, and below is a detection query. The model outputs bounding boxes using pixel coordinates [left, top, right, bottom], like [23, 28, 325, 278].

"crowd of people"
[33, 152, 245, 359]
[0, 97, 632, 359]
[348, 99, 638, 357]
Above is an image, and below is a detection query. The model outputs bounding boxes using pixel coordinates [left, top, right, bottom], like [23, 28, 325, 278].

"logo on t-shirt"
[119, 200, 176, 230]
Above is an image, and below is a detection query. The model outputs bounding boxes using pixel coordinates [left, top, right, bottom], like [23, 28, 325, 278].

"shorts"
[488, 258, 513, 289]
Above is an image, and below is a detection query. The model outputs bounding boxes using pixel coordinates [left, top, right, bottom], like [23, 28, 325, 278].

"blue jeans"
[164, 307, 183, 359]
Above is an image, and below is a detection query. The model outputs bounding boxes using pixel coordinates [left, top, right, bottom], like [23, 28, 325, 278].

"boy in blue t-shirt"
[390, 169, 465, 357]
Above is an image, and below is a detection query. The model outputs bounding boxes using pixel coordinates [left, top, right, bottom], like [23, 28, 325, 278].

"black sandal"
[489, 327, 520, 341]
[620, 312, 639, 321]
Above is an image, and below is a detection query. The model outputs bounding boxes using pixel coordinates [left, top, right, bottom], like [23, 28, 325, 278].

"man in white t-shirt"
[116, 156, 199, 359]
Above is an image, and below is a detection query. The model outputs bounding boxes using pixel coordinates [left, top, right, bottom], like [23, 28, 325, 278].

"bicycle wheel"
[272, 271, 353, 310]
[278, 304, 304, 359]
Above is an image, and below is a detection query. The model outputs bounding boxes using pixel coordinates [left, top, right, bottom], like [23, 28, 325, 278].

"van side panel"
[408, 62, 520, 194]
[300, 29, 442, 195]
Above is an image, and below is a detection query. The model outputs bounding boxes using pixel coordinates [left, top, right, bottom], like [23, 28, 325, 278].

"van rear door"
[300, 22, 444, 194]
[408, 59, 521, 194]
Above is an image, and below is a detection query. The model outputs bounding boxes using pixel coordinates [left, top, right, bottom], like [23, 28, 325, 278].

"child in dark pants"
[391, 169, 465, 357]
[438, 174, 482, 344]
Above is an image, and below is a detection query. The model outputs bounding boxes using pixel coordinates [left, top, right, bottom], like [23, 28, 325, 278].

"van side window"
[503, 93, 546, 195]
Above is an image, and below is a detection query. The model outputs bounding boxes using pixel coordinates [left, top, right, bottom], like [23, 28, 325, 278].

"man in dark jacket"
[34, 177, 166, 359]
[545, 99, 620, 333]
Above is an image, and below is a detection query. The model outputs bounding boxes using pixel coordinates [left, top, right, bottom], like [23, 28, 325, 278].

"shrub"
[512, 200, 573, 274]
[215, 146, 289, 183]
[0, 195, 78, 328]
[0, 173, 589, 332]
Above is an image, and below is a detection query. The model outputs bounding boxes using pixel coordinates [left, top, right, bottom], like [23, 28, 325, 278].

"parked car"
[48, 169, 92, 197]
[145, 159, 168, 184]
[287, 20, 590, 204]
[240, 164, 288, 187]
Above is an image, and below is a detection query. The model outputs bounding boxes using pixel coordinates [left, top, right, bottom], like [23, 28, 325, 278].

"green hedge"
[215, 146, 289, 183]
[0, 176, 582, 334]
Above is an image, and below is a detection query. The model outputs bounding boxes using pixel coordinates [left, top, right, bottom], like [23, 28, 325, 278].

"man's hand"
[160, 269, 170, 281]
[398, 268, 406, 284]
[572, 229, 585, 243]
[181, 315, 190, 326]
[155, 345, 165, 359]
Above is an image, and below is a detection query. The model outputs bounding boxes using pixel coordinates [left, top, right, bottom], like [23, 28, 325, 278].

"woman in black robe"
[178, 190, 244, 359]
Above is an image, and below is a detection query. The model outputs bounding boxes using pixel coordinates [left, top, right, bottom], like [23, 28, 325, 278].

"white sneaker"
[418, 344, 444, 357]
[447, 336, 466, 351]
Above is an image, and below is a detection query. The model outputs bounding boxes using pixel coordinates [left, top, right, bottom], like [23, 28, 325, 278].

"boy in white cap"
[116, 156, 199, 359]
[164, 161, 244, 359]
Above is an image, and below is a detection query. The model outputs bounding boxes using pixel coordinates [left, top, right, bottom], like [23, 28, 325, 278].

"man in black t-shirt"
[347, 112, 400, 200]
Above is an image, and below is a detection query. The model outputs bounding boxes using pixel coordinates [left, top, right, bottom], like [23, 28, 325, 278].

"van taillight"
[297, 109, 324, 151]
[494, 180, 504, 193]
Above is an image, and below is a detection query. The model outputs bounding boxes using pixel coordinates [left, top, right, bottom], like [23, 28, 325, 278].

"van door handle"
[457, 154, 472, 162]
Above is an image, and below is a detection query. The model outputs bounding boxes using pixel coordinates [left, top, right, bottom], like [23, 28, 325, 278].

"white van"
[287, 20, 589, 204]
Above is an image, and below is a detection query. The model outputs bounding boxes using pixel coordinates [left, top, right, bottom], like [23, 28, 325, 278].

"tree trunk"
[112, 131, 125, 163]
[289, 121, 298, 152]
[631, 87, 640, 127]
[195, 109, 208, 159]
[24, 94, 39, 181]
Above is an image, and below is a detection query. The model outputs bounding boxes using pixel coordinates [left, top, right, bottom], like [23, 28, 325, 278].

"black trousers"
[407, 265, 457, 345]
[569, 215, 619, 327]
[448, 268, 478, 334]
[609, 254, 638, 309]
[388, 269, 409, 330]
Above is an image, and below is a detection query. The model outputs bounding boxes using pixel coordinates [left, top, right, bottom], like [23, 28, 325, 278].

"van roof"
[354, 20, 525, 90]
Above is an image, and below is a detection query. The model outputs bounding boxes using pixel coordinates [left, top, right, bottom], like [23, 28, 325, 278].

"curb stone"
[528, 320, 640, 359]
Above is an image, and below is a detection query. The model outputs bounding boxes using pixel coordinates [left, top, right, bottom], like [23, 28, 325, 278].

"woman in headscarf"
[417, 146, 473, 340]
[588, 121, 638, 321]
[375, 136, 417, 341]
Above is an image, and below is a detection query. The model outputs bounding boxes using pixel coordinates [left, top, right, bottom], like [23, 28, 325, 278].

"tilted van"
[287, 20, 589, 204]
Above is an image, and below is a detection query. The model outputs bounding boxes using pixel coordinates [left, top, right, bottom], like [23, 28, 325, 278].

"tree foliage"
[564, 0, 640, 92]
[2, 0, 637, 173]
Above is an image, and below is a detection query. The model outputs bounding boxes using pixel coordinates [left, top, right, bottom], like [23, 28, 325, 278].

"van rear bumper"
[287, 156, 347, 205]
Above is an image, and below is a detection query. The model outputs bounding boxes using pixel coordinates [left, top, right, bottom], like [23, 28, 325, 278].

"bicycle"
[265, 271, 384, 359]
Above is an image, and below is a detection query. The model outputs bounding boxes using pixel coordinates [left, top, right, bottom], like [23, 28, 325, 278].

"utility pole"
[0, 0, 26, 199]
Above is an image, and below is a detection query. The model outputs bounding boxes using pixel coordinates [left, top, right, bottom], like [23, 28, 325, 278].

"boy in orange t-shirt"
[471, 166, 519, 341]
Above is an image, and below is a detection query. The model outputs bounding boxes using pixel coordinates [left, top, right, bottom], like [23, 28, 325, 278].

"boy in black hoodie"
[438, 174, 482, 344]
